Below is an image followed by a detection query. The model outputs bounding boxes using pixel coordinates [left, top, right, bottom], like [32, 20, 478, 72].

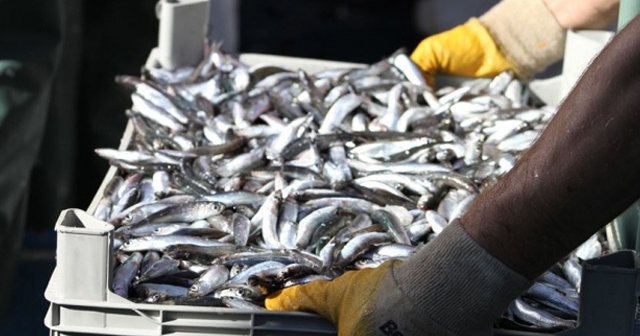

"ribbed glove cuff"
[370, 221, 532, 335]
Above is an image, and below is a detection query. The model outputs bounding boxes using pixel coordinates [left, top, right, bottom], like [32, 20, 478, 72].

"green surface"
[618, 0, 640, 30]
[612, 0, 640, 250]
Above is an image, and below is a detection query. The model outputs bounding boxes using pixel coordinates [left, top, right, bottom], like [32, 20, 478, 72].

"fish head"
[188, 284, 202, 297]
[121, 214, 134, 226]
[145, 292, 167, 303]
[211, 202, 226, 214]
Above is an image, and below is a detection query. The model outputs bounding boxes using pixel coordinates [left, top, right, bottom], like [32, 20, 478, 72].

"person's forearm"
[461, 15, 640, 280]
[544, 0, 619, 29]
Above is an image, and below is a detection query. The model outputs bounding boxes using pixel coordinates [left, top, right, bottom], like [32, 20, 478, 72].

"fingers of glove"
[265, 269, 371, 323]
[265, 280, 334, 316]
[411, 20, 486, 77]
[266, 261, 398, 329]
[411, 18, 516, 79]
[462, 18, 516, 77]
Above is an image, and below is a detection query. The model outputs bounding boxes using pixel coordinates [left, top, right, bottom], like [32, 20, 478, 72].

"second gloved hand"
[410, 18, 516, 86]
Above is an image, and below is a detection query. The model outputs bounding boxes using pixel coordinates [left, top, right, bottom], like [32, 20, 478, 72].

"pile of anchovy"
[92, 45, 605, 332]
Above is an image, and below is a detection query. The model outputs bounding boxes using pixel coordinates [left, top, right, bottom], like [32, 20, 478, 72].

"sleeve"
[368, 221, 532, 335]
[479, 0, 566, 78]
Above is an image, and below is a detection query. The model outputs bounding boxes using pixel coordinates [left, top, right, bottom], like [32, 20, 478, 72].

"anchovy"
[214, 283, 263, 302]
[227, 261, 287, 285]
[222, 297, 266, 310]
[137, 201, 225, 224]
[137, 255, 180, 283]
[136, 283, 189, 303]
[562, 257, 583, 291]
[370, 209, 411, 245]
[198, 191, 266, 208]
[336, 232, 392, 265]
[347, 159, 450, 175]
[524, 282, 579, 317]
[164, 244, 256, 264]
[121, 235, 234, 252]
[140, 251, 161, 276]
[112, 252, 143, 298]
[213, 250, 295, 267]
[131, 93, 185, 133]
[390, 53, 427, 87]
[511, 299, 576, 329]
[232, 213, 251, 247]
[318, 94, 362, 134]
[93, 197, 112, 222]
[112, 195, 195, 227]
[188, 265, 229, 298]
[277, 198, 299, 249]
[95, 149, 156, 164]
[260, 192, 283, 249]
[266, 114, 313, 160]
[361, 243, 415, 261]
[301, 197, 376, 215]
[215, 147, 265, 177]
[295, 205, 340, 248]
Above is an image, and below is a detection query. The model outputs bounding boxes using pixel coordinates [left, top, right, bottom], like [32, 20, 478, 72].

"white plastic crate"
[45, 52, 640, 336]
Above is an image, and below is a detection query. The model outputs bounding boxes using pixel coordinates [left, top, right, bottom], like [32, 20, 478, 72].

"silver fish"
[296, 205, 339, 248]
[131, 93, 185, 133]
[112, 252, 143, 298]
[138, 201, 225, 224]
[121, 235, 233, 252]
[189, 264, 230, 298]
[511, 298, 576, 329]
[336, 232, 392, 265]
[318, 94, 362, 134]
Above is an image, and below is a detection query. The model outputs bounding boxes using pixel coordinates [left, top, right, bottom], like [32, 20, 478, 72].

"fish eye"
[146, 293, 161, 303]
[190, 285, 199, 292]
[237, 289, 245, 295]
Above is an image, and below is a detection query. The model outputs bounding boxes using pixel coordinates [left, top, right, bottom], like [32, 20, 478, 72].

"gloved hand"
[266, 261, 399, 336]
[266, 222, 532, 336]
[410, 18, 516, 86]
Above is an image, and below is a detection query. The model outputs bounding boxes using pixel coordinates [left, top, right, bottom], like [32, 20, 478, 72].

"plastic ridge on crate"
[46, 52, 640, 335]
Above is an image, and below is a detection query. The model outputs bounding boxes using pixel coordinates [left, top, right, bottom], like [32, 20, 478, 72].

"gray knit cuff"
[371, 221, 532, 335]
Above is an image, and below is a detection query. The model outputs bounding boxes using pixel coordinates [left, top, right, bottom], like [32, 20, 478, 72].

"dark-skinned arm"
[462, 14, 640, 280]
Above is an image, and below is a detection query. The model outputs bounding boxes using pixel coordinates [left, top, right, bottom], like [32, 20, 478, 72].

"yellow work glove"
[410, 18, 516, 86]
[266, 261, 398, 335]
